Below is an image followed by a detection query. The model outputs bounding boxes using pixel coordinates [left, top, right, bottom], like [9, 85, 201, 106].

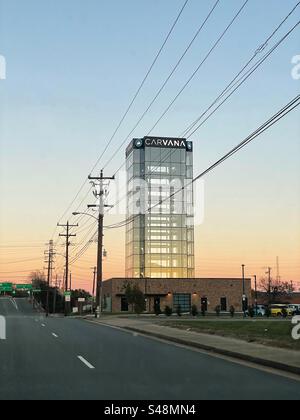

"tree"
[123, 282, 145, 315]
[259, 277, 295, 304]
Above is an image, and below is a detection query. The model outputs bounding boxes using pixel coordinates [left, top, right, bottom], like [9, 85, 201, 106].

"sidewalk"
[85, 316, 300, 376]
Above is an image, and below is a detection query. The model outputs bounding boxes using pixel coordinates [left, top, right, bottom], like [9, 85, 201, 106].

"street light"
[241, 264, 247, 318]
[252, 275, 258, 316]
[72, 212, 98, 221]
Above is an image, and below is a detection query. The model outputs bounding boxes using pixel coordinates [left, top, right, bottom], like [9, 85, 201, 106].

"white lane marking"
[41, 324, 46, 327]
[52, 333, 58, 338]
[10, 299, 18, 311]
[77, 356, 95, 370]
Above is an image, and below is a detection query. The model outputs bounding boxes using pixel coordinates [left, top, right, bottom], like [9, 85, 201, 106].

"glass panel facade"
[173, 294, 192, 313]
[126, 137, 194, 279]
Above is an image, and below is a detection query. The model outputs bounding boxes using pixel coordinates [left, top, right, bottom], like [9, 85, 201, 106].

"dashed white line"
[41, 324, 46, 327]
[52, 333, 59, 338]
[77, 356, 95, 370]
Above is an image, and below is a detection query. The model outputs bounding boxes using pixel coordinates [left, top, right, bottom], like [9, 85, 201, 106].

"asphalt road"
[0, 297, 299, 400]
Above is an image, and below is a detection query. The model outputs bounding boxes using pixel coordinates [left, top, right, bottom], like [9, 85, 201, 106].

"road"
[0, 297, 299, 400]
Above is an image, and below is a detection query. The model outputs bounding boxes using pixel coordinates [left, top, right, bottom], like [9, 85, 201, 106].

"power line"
[93, 94, 300, 230]
[146, 0, 249, 135]
[102, 0, 221, 170]
[150, 94, 300, 213]
[181, 2, 300, 137]
[51, 0, 189, 240]
[108, 15, 300, 200]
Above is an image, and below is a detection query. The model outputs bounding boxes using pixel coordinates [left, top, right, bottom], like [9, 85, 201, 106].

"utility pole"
[91, 266, 97, 313]
[88, 170, 114, 318]
[57, 221, 78, 315]
[44, 240, 55, 317]
[276, 256, 281, 283]
[69, 272, 72, 291]
[53, 274, 58, 315]
[267, 267, 272, 294]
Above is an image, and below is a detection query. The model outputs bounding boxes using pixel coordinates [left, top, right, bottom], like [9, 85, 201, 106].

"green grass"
[163, 320, 300, 351]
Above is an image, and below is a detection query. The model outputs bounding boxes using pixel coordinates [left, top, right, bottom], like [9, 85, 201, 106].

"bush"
[201, 304, 206, 317]
[248, 306, 255, 318]
[164, 306, 173, 317]
[176, 304, 182, 317]
[154, 304, 161, 316]
[265, 307, 271, 318]
[230, 306, 235, 318]
[191, 305, 198, 317]
[215, 305, 221, 317]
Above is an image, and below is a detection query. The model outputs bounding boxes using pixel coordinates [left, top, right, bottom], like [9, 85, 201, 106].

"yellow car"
[270, 305, 293, 317]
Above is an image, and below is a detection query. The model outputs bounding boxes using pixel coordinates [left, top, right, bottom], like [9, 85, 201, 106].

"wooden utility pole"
[44, 240, 55, 317]
[57, 221, 78, 315]
[88, 170, 114, 318]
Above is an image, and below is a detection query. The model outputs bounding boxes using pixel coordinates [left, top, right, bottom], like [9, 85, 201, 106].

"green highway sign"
[0, 283, 13, 292]
[16, 284, 33, 291]
[64, 291, 71, 296]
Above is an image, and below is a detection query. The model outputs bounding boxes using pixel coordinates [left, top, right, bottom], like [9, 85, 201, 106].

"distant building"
[102, 278, 252, 314]
[125, 137, 194, 279]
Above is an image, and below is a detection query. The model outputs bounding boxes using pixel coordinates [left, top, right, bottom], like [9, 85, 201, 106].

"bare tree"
[29, 271, 46, 287]
[259, 277, 294, 304]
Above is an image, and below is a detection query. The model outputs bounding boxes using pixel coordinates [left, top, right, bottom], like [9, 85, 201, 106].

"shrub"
[191, 305, 198, 317]
[154, 304, 161, 316]
[176, 304, 182, 317]
[265, 307, 271, 318]
[229, 306, 235, 318]
[215, 305, 221, 317]
[201, 304, 206, 317]
[248, 306, 255, 318]
[164, 306, 173, 317]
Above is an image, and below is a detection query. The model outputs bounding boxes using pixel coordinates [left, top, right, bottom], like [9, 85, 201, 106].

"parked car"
[288, 304, 300, 315]
[270, 304, 293, 317]
[255, 305, 267, 317]
[245, 305, 266, 317]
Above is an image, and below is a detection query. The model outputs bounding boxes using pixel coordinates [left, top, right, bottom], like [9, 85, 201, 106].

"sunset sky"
[0, 0, 299, 292]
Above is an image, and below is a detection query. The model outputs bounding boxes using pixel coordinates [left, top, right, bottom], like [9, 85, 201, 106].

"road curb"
[119, 326, 300, 377]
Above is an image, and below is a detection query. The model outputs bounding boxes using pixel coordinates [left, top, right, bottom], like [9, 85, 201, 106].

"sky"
[0, 0, 299, 292]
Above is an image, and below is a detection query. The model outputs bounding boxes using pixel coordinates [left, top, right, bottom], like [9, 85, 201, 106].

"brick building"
[102, 278, 252, 314]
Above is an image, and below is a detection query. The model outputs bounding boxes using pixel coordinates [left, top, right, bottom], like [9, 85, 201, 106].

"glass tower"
[126, 137, 194, 279]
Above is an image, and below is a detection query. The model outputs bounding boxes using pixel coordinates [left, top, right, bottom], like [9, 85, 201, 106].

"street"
[0, 298, 299, 400]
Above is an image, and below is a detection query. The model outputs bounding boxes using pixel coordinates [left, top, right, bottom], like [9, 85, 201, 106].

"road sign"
[33, 289, 42, 293]
[78, 298, 85, 303]
[65, 295, 71, 302]
[16, 284, 32, 291]
[0, 283, 13, 292]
